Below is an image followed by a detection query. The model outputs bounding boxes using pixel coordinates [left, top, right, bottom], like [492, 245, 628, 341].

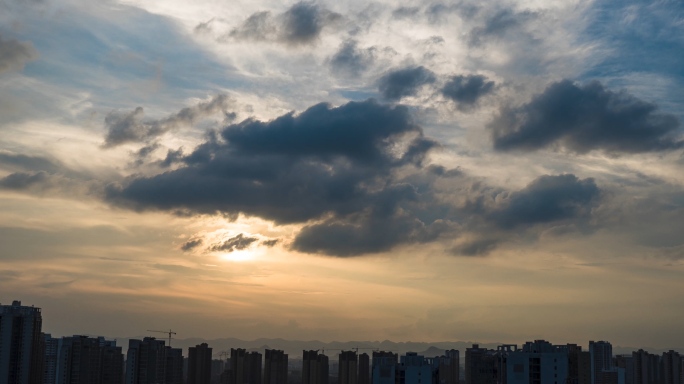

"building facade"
[264, 349, 288, 384]
[0, 300, 44, 384]
[188, 343, 213, 384]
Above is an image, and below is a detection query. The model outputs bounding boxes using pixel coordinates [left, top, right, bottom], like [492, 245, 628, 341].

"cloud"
[441, 74, 495, 110]
[489, 80, 682, 154]
[0, 152, 61, 173]
[262, 239, 279, 247]
[102, 94, 234, 148]
[328, 40, 376, 77]
[378, 66, 436, 101]
[488, 174, 600, 229]
[226, 2, 341, 46]
[180, 238, 203, 252]
[450, 237, 501, 257]
[0, 34, 38, 74]
[105, 99, 445, 255]
[210, 233, 258, 252]
[468, 8, 537, 46]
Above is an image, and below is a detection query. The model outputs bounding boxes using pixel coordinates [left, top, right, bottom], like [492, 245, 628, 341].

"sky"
[1, 0, 683, 349]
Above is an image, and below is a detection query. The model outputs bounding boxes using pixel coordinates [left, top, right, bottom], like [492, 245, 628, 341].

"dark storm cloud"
[378, 66, 436, 101]
[227, 2, 341, 45]
[106, 99, 446, 256]
[328, 40, 375, 76]
[102, 94, 234, 148]
[180, 238, 203, 252]
[442, 74, 495, 109]
[292, 212, 450, 257]
[210, 233, 258, 252]
[104, 98, 609, 257]
[488, 174, 600, 229]
[489, 80, 683, 154]
[0, 34, 38, 73]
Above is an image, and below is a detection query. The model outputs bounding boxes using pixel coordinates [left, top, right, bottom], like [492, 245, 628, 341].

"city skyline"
[1, 0, 684, 348]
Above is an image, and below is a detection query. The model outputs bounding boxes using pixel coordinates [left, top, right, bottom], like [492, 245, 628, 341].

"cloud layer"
[489, 80, 682, 154]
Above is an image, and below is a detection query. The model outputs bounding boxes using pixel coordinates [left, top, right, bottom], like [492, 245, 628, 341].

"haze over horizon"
[1, 0, 683, 349]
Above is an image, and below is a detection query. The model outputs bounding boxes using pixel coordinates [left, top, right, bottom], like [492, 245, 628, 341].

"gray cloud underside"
[102, 94, 233, 148]
[0, 34, 38, 73]
[328, 40, 376, 77]
[378, 66, 436, 101]
[225, 2, 341, 45]
[489, 80, 683, 154]
[104, 99, 604, 256]
[442, 74, 495, 109]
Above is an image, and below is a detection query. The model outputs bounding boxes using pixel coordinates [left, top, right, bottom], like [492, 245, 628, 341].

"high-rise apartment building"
[505, 340, 568, 384]
[465, 344, 498, 384]
[662, 351, 681, 384]
[633, 349, 660, 384]
[358, 353, 370, 384]
[589, 341, 613, 384]
[0, 300, 44, 384]
[230, 348, 262, 384]
[126, 337, 183, 384]
[615, 355, 634, 384]
[303, 350, 329, 384]
[437, 350, 459, 384]
[339, 351, 358, 384]
[264, 349, 288, 384]
[43, 334, 59, 384]
[371, 351, 397, 384]
[165, 348, 184, 384]
[188, 343, 213, 384]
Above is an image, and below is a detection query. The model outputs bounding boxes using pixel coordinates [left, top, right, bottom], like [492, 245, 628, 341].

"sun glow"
[220, 249, 258, 262]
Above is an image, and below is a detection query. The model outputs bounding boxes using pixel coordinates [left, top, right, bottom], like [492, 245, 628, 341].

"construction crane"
[146, 329, 177, 346]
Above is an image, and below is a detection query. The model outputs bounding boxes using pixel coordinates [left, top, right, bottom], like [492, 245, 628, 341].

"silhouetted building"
[56, 336, 102, 384]
[100, 339, 124, 384]
[0, 300, 44, 384]
[633, 350, 659, 384]
[43, 334, 59, 384]
[505, 340, 568, 384]
[265, 349, 288, 384]
[230, 348, 262, 384]
[188, 343, 213, 384]
[303, 350, 329, 384]
[358, 354, 370, 384]
[615, 355, 634, 384]
[399, 352, 437, 384]
[371, 351, 397, 384]
[210, 359, 225, 384]
[466, 344, 498, 384]
[124, 337, 181, 384]
[339, 351, 357, 384]
[437, 350, 459, 384]
[590, 341, 614, 384]
[661, 351, 680, 384]
[165, 347, 184, 384]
